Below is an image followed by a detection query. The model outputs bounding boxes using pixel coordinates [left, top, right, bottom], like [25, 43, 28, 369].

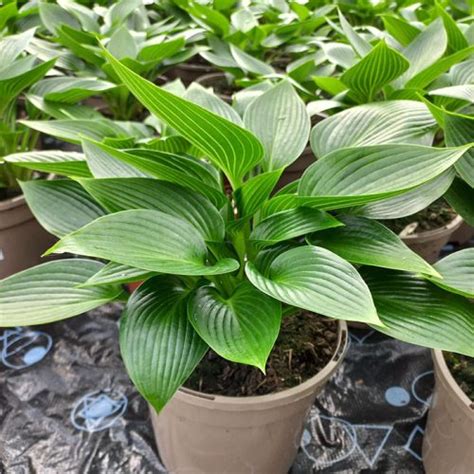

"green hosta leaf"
[427, 249, 474, 297]
[19, 119, 127, 143]
[244, 81, 310, 171]
[234, 170, 282, 217]
[46, 210, 239, 276]
[405, 46, 474, 90]
[3, 151, 92, 178]
[0, 28, 35, 66]
[246, 245, 380, 324]
[444, 112, 474, 187]
[382, 15, 420, 46]
[310, 215, 438, 276]
[30, 77, 116, 103]
[82, 262, 155, 287]
[321, 43, 357, 69]
[338, 10, 371, 57]
[56, 25, 103, 67]
[20, 179, 105, 238]
[184, 83, 242, 126]
[450, 59, 474, 86]
[0, 58, 56, 113]
[78, 178, 225, 242]
[250, 208, 342, 248]
[397, 18, 447, 87]
[0, 259, 122, 326]
[102, 49, 264, 188]
[0, 2, 18, 32]
[189, 2, 230, 36]
[138, 38, 185, 63]
[82, 139, 149, 178]
[78, 144, 225, 207]
[364, 269, 473, 357]
[58, 0, 100, 33]
[188, 283, 281, 371]
[445, 178, 474, 226]
[429, 85, 474, 103]
[355, 170, 455, 219]
[120, 276, 208, 412]
[341, 41, 409, 101]
[230, 44, 275, 76]
[108, 26, 137, 59]
[39, 2, 80, 34]
[437, 5, 469, 52]
[299, 144, 468, 198]
[313, 76, 348, 95]
[311, 101, 436, 158]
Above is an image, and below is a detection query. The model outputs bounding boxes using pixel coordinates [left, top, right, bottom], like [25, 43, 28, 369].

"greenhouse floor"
[0, 303, 434, 473]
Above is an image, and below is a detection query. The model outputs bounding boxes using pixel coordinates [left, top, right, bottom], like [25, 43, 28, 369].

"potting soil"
[0, 305, 435, 473]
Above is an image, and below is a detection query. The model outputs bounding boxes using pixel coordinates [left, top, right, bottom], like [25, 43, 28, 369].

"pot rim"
[401, 214, 463, 241]
[0, 193, 26, 212]
[432, 349, 473, 416]
[175, 320, 348, 410]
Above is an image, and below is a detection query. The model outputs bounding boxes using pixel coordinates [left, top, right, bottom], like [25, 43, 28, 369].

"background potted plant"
[422, 249, 474, 473]
[0, 49, 472, 472]
[0, 28, 57, 278]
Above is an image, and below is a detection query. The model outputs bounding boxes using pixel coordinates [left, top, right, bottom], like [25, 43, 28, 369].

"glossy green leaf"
[445, 177, 474, 226]
[78, 178, 225, 242]
[405, 46, 474, 90]
[310, 215, 438, 276]
[244, 81, 310, 170]
[82, 262, 155, 287]
[250, 208, 342, 247]
[246, 245, 380, 324]
[108, 26, 137, 59]
[429, 85, 474, 103]
[102, 49, 264, 188]
[82, 139, 149, 178]
[230, 44, 275, 75]
[234, 170, 282, 217]
[341, 41, 409, 100]
[184, 83, 242, 126]
[338, 10, 371, 56]
[30, 76, 116, 103]
[188, 283, 281, 371]
[444, 112, 474, 187]
[120, 276, 208, 412]
[397, 18, 447, 87]
[364, 269, 473, 357]
[299, 144, 468, 198]
[382, 15, 420, 46]
[20, 179, 105, 238]
[355, 170, 455, 219]
[311, 101, 436, 158]
[46, 210, 239, 276]
[3, 151, 92, 178]
[428, 249, 474, 297]
[0, 260, 122, 326]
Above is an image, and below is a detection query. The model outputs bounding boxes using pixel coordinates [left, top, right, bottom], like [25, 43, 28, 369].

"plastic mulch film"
[0, 303, 434, 473]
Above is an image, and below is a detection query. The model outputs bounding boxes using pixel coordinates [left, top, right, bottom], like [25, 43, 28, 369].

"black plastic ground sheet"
[0, 300, 436, 473]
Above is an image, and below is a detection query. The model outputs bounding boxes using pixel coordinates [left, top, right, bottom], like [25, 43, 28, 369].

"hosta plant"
[1, 51, 473, 413]
[0, 28, 55, 194]
[27, 0, 204, 120]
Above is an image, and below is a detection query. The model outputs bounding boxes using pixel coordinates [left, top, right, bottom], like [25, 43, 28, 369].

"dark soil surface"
[185, 311, 338, 397]
[198, 74, 239, 98]
[0, 187, 21, 201]
[384, 199, 457, 234]
[445, 352, 474, 401]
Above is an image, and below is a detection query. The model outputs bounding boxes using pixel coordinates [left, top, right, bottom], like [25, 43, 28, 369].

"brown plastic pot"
[0, 194, 55, 279]
[400, 215, 463, 263]
[449, 220, 474, 246]
[150, 320, 348, 474]
[167, 62, 216, 85]
[422, 350, 474, 473]
[196, 72, 235, 103]
[277, 146, 314, 190]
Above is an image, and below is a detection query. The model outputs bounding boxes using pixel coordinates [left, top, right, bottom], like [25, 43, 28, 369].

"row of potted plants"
[0, 1, 472, 472]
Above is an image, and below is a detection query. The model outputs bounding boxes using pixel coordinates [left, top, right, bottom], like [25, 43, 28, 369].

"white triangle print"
[353, 424, 393, 468]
